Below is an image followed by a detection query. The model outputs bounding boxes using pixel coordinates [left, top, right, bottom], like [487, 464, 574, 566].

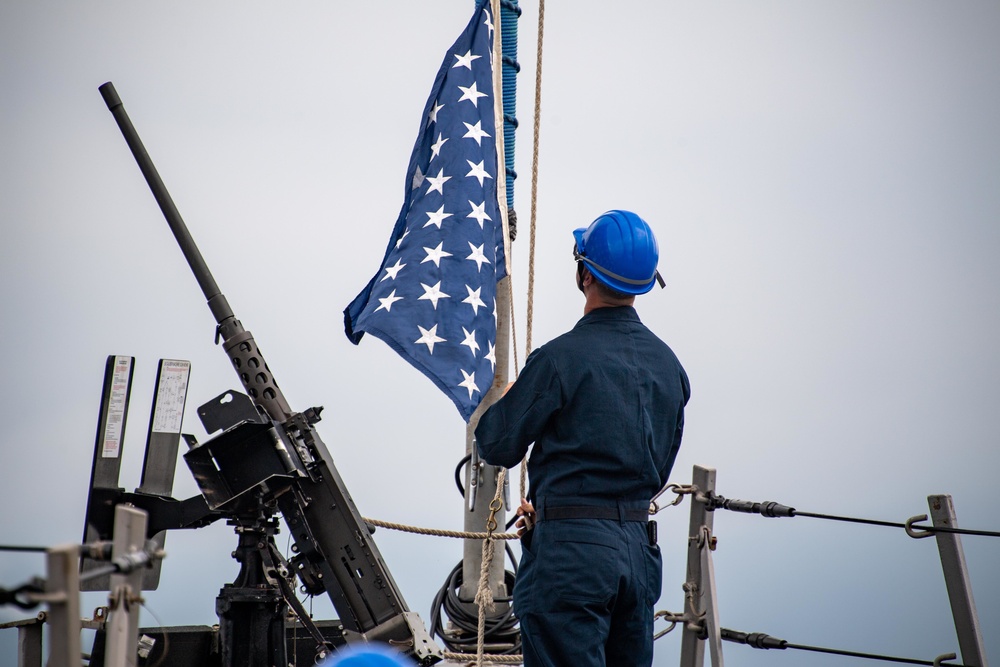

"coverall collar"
[576, 305, 640, 326]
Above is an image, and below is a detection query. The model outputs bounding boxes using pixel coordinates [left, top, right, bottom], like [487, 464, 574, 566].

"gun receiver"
[98, 81, 441, 663]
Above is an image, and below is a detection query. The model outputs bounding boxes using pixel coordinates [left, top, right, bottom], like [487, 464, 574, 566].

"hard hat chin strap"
[573, 248, 662, 289]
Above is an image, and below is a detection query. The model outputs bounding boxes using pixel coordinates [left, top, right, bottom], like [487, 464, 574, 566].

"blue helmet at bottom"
[319, 644, 413, 667]
[573, 210, 661, 295]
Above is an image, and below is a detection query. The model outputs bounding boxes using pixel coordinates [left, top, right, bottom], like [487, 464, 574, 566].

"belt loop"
[617, 501, 626, 525]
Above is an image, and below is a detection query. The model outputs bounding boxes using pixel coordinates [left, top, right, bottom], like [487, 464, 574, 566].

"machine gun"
[95, 81, 442, 666]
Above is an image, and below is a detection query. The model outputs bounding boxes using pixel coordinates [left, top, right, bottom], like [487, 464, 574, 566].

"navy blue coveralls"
[475, 306, 689, 667]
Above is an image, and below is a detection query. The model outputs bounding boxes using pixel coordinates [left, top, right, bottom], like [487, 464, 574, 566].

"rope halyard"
[524, 0, 545, 361]
[514, 0, 546, 523]
[474, 468, 508, 666]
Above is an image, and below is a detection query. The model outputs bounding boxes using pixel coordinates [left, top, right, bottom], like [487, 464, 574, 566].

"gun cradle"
[184, 417, 441, 664]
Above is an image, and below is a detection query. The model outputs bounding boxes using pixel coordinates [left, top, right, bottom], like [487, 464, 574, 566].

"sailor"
[475, 210, 690, 667]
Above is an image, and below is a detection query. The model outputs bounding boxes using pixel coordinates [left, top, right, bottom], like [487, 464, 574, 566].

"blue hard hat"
[573, 210, 662, 295]
[319, 644, 413, 667]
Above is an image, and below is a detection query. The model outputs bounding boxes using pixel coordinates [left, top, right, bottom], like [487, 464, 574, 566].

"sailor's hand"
[514, 499, 535, 537]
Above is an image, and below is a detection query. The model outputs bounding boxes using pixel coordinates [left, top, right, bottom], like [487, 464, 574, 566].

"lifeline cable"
[782, 642, 966, 667]
[0, 545, 51, 553]
[703, 492, 1000, 538]
[718, 627, 969, 666]
[796, 510, 1000, 538]
[719, 628, 966, 667]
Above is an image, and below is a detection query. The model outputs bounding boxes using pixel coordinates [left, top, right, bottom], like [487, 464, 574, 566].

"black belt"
[537, 505, 649, 522]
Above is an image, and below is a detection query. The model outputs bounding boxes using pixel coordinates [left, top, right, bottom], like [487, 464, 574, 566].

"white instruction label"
[151, 359, 191, 434]
[101, 356, 132, 458]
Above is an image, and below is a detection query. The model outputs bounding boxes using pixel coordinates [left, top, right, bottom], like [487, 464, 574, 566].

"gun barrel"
[99, 81, 234, 325]
[99, 81, 294, 421]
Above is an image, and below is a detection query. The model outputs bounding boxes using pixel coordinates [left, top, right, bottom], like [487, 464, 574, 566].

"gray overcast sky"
[1, 2, 998, 665]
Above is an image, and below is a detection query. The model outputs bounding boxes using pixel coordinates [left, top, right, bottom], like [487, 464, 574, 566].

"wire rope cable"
[703, 492, 1000, 538]
[795, 510, 1000, 538]
[0, 545, 49, 553]
[719, 626, 969, 666]
[782, 641, 967, 666]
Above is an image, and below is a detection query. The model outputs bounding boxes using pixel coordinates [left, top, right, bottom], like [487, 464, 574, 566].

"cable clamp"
[905, 514, 935, 539]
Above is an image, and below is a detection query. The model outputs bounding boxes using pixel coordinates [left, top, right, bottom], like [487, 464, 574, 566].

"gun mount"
[96, 81, 442, 665]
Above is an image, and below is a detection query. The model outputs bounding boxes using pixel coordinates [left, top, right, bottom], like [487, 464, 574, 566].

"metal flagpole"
[458, 0, 517, 611]
[460, 274, 512, 605]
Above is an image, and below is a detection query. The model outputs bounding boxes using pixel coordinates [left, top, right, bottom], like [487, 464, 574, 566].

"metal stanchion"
[679, 465, 724, 667]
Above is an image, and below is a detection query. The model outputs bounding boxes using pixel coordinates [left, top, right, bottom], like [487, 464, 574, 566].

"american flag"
[345, 1, 510, 421]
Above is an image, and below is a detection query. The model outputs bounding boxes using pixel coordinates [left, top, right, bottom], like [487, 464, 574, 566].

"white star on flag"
[457, 81, 488, 107]
[453, 50, 481, 70]
[415, 324, 446, 354]
[465, 160, 493, 186]
[381, 258, 406, 281]
[424, 205, 453, 229]
[375, 289, 403, 313]
[458, 369, 479, 400]
[428, 100, 444, 125]
[418, 281, 450, 310]
[462, 120, 490, 146]
[460, 327, 480, 356]
[463, 285, 486, 315]
[431, 133, 449, 160]
[483, 8, 494, 37]
[466, 242, 491, 271]
[467, 200, 492, 228]
[421, 242, 453, 267]
[426, 168, 452, 195]
[485, 340, 496, 372]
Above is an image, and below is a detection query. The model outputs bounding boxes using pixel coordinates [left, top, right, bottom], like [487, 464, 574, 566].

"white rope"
[524, 0, 545, 363]
[474, 467, 509, 666]
[363, 517, 519, 541]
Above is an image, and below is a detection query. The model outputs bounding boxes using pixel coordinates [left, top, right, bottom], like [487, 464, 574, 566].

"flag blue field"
[345, 1, 509, 421]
